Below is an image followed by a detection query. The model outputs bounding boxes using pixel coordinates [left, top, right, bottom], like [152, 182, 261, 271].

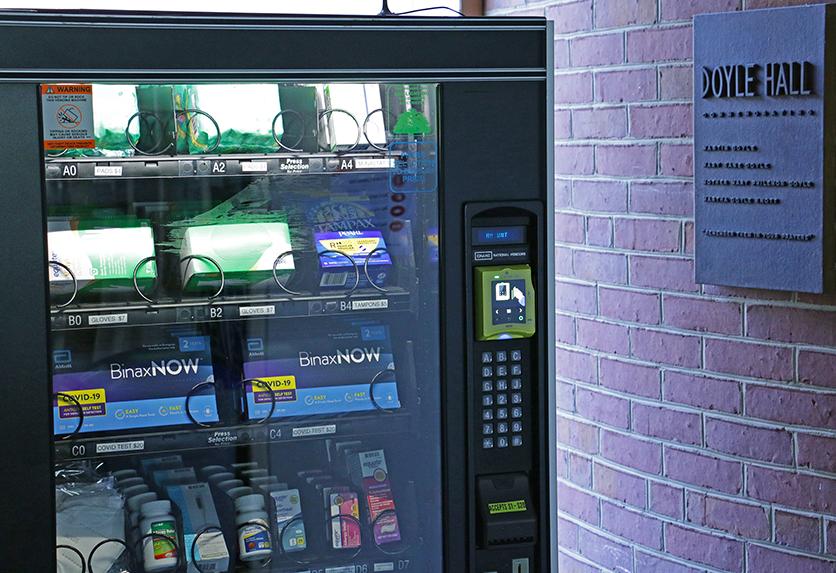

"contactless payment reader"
[475, 265, 536, 341]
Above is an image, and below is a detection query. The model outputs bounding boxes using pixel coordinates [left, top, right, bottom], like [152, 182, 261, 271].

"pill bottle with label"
[127, 491, 158, 542]
[140, 499, 179, 572]
[235, 493, 273, 566]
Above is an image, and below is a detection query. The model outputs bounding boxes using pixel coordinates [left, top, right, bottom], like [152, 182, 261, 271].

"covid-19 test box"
[241, 320, 400, 420]
[53, 329, 219, 435]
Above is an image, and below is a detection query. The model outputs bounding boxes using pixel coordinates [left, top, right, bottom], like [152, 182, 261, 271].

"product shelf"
[49, 287, 412, 331]
[54, 410, 413, 463]
[44, 150, 400, 181]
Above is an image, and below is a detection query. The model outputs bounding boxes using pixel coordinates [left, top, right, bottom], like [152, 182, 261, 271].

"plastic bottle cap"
[118, 477, 146, 489]
[122, 484, 150, 498]
[113, 469, 139, 480]
[128, 492, 158, 513]
[140, 499, 172, 518]
[231, 462, 259, 471]
[235, 493, 266, 512]
[227, 486, 254, 500]
[208, 473, 236, 486]
[217, 479, 244, 491]
[200, 465, 228, 478]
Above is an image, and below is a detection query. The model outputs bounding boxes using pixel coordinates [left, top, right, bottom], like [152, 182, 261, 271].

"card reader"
[475, 265, 536, 341]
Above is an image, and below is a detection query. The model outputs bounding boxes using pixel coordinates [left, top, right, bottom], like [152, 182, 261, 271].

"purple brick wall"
[486, 0, 836, 570]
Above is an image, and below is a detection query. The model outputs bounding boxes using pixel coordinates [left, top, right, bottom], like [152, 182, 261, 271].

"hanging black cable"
[378, 0, 396, 15]
[379, 0, 465, 17]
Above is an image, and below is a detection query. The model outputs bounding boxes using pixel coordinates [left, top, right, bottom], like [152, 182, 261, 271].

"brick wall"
[485, 0, 836, 571]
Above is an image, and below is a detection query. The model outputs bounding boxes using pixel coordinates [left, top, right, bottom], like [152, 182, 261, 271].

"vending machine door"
[38, 80, 443, 573]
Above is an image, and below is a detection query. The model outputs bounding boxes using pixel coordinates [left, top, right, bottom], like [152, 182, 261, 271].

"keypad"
[480, 349, 524, 449]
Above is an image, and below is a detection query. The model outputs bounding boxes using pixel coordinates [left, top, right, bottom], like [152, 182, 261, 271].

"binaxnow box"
[179, 222, 294, 291]
[241, 321, 400, 420]
[52, 331, 219, 435]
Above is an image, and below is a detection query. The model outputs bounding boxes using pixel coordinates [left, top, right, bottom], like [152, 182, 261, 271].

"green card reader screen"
[476, 265, 536, 340]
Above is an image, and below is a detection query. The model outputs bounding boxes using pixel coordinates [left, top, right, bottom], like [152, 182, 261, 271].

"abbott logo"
[298, 347, 382, 367]
[53, 350, 73, 368]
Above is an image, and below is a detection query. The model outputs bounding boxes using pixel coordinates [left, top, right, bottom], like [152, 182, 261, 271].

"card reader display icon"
[492, 279, 527, 325]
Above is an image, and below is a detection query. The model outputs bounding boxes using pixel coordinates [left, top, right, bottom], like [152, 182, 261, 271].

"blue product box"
[52, 330, 219, 435]
[315, 230, 392, 289]
[241, 321, 400, 420]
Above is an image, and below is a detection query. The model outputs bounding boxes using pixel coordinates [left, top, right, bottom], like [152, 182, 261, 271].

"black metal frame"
[0, 10, 553, 573]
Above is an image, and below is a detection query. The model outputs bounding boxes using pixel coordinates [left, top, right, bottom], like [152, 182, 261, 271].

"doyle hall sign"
[702, 62, 812, 99]
[694, 5, 835, 293]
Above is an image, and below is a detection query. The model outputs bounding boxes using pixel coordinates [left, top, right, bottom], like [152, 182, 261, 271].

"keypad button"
[482, 395, 494, 407]
[512, 393, 523, 404]
[511, 364, 522, 376]
[496, 379, 508, 391]
[496, 365, 508, 377]
[482, 423, 494, 435]
[497, 422, 509, 434]
[482, 438, 494, 449]
[482, 366, 493, 378]
[497, 437, 509, 448]
[511, 407, 523, 419]
[512, 421, 523, 433]
[512, 435, 523, 447]
[481, 352, 493, 364]
[511, 350, 522, 361]
[511, 378, 522, 390]
[496, 350, 508, 362]
[497, 408, 509, 420]
[482, 380, 494, 392]
[482, 409, 494, 421]
[496, 393, 508, 406]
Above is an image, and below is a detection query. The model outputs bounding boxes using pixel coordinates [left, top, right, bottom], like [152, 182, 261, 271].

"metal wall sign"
[694, 5, 834, 293]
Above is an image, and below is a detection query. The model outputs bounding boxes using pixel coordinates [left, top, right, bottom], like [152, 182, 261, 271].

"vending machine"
[0, 10, 554, 573]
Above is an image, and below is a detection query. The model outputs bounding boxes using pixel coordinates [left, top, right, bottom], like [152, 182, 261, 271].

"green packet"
[180, 222, 294, 291]
[47, 225, 157, 289]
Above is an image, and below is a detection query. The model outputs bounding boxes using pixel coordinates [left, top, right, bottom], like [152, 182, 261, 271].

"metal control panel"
[465, 202, 546, 573]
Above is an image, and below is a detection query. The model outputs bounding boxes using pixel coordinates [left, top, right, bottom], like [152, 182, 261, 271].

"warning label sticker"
[41, 84, 95, 150]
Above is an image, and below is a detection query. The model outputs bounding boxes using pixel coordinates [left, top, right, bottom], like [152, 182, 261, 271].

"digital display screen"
[491, 279, 527, 325]
[472, 226, 527, 246]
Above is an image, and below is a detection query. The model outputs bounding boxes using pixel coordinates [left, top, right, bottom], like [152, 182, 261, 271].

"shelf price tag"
[241, 161, 268, 173]
[41, 84, 95, 150]
[239, 305, 275, 317]
[94, 165, 123, 177]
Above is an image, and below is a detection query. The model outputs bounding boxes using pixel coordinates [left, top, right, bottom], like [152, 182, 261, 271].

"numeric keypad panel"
[480, 348, 524, 449]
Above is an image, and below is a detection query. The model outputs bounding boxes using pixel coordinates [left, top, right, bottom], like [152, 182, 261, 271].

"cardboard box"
[47, 226, 156, 288]
[167, 483, 230, 573]
[241, 321, 400, 420]
[348, 450, 401, 545]
[180, 222, 293, 291]
[52, 331, 219, 435]
[271, 489, 307, 553]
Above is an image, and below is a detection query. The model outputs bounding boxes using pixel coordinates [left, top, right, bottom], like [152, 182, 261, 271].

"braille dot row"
[702, 109, 816, 119]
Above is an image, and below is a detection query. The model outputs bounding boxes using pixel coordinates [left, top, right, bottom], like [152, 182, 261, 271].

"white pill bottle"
[235, 493, 273, 566]
[140, 499, 179, 572]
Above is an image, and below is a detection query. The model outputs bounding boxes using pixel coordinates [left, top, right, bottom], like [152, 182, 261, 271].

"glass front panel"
[45, 82, 441, 573]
